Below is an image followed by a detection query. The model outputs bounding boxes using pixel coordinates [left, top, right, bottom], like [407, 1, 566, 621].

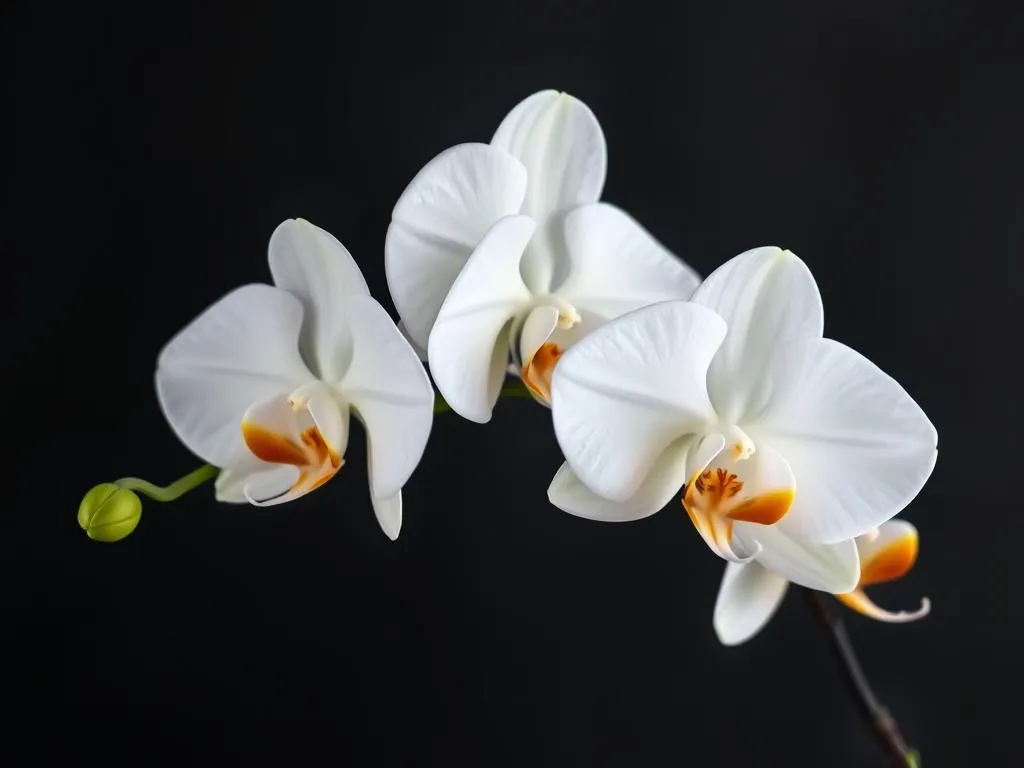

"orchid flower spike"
[155, 219, 434, 540]
[386, 89, 700, 422]
[549, 246, 937, 591]
[714, 519, 930, 646]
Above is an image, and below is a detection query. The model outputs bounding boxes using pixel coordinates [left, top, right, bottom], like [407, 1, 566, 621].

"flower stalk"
[115, 463, 219, 502]
[802, 588, 921, 767]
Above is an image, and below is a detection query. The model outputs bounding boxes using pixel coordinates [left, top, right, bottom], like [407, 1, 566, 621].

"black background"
[9, 1, 1023, 765]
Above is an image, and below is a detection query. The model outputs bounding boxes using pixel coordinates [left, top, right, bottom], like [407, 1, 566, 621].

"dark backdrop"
[8, 1, 1022, 765]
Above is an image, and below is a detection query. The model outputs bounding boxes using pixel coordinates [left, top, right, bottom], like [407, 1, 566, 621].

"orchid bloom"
[155, 218, 434, 540]
[549, 246, 937, 591]
[714, 519, 930, 646]
[385, 89, 700, 422]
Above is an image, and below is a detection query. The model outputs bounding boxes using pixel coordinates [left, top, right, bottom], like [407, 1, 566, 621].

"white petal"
[491, 90, 606, 223]
[155, 284, 312, 468]
[550, 301, 725, 502]
[691, 247, 823, 424]
[556, 203, 701, 320]
[268, 219, 369, 382]
[547, 437, 693, 522]
[713, 562, 790, 646]
[214, 455, 271, 503]
[385, 143, 529, 350]
[491, 91, 607, 293]
[735, 523, 861, 593]
[243, 465, 306, 507]
[427, 215, 534, 423]
[339, 295, 434, 500]
[515, 304, 560, 369]
[371, 489, 403, 541]
[398, 320, 428, 362]
[755, 337, 938, 544]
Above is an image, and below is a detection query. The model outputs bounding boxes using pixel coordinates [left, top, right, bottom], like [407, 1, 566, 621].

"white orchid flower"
[549, 246, 937, 589]
[155, 218, 434, 540]
[715, 519, 929, 646]
[385, 89, 700, 422]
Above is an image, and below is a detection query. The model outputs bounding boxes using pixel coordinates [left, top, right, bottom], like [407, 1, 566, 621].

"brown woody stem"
[802, 588, 920, 767]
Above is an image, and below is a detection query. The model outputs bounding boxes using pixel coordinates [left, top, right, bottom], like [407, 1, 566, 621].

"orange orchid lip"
[836, 522, 930, 623]
[240, 388, 346, 505]
[243, 422, 343, 493]
[682, 460, 795, 562]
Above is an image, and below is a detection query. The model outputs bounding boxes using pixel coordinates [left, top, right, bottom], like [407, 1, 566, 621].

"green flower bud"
[78, 483, 142, 542]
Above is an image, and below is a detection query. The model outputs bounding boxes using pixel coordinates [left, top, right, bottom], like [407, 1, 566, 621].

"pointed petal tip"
[371, 491, 403, 541]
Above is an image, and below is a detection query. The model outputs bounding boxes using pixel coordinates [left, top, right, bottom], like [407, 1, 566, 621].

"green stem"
[802, 588, 920, 766]
[116, 464, 218, 502]
[433, 377, 534, 414]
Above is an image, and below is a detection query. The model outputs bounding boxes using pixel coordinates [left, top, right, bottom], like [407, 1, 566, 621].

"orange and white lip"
[681, 431, 796, 562]
[836, 519, 930, 622]
[239, 383, 348, 506]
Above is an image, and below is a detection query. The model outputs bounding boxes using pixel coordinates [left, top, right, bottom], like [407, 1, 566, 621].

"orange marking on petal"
[242, 423, 309, 466]
[859, 533, 918, 588]
[243, 422, 343, 497]
[299, 456, 345, 493]
[682, 493, 713, 541]
[692, 468, 744, 503]
[521, 342, 563, 403]
[726, 488, 794, 525]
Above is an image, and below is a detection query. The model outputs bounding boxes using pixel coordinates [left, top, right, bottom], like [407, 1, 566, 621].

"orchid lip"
[836, 520, 930, 623]
[681, 430, 796, 561]
[239, 385, 347, 506]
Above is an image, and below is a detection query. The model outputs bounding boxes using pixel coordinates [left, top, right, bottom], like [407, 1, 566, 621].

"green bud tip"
[78, 483, 142, 542]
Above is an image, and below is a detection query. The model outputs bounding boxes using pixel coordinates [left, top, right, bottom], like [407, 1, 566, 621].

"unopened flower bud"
[78, 483, 142, 542]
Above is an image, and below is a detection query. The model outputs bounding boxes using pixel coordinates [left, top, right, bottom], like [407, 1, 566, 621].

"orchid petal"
[735, 522, 861, 593]
[551, 301, 724, 502]
[155, 284, 312, 468]
[713, 562, 789, 646]
[756, 337, 937, 544]
[491, 90, 606, 222]
[370, 489, 403, 542]
[547, 437, 693, 522]
[397, 320, 428, 362]
[491, 90, 606, 292]
[214, 454, 274, 503]
[386, 143, 528, 349]
[557, 203, 701, 320]
[691, 247, 823, 424]
[268, 218, 369, 382]
[340, 295, 434, 501]
[427, 215, 534, 423]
